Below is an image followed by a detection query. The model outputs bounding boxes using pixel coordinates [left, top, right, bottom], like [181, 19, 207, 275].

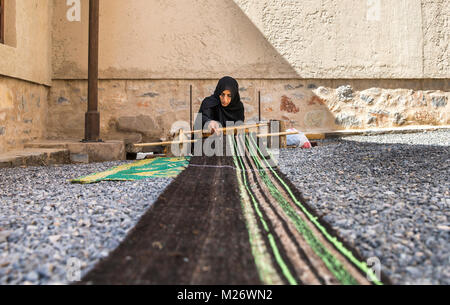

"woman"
[196, 76, 245, 135]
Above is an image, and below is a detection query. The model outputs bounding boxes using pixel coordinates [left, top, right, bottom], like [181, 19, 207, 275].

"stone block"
[0, 158, 12, 168]
[116, 115, 158, 136]
[304, 110, 326, 128]
[47, 149, 70, 164]
[335, 113, 361, 127]
[67, 140, 125, 163]
[431, 96, 448, 108]
[394, 113, 406, 126]
[70, 153, 89, 164]
[337, 85, 354, 102]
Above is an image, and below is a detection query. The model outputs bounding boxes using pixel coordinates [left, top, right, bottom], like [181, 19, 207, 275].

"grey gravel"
[278, 129, 450, 284]
[0, 161, 173, 285]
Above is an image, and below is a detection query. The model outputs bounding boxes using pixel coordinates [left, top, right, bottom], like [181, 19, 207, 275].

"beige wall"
[0, 76, 49, 153]
[235, 0, 449, 79]
[53, 0, 449, 80]
[0, 0, 53, 85]
[421, 0, 449, 77]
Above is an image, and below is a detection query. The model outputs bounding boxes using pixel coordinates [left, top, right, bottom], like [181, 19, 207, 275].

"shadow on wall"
[54, 0, 299, 79]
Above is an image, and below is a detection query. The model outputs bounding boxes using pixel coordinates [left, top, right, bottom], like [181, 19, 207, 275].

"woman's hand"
[208, 120, 222, 135]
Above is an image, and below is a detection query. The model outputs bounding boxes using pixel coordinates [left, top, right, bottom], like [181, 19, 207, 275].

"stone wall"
[0, 76, 49, 153]
[47, 79, 449, 143]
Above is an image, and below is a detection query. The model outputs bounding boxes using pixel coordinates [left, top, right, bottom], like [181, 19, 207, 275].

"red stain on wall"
[137, 101, 150, 108]
[280, 95, 299, 113]
[308, 96, 326, 105]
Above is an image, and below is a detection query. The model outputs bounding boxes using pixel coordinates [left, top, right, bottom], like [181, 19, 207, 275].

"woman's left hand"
[208, 120, 222, 135]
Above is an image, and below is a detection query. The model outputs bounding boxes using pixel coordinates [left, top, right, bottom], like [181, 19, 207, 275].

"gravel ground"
[1, 130, 448, 285]
[278, 130, 450, 284]
[0, 161, 172, 285]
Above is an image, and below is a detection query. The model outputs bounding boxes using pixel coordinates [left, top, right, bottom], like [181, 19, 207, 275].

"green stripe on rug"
[71, 157, 191, 184]
[247, 135, 382, 285]
[232, 136, 298, 285]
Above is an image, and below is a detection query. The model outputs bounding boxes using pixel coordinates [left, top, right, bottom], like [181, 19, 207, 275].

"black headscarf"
[196, 76, 245, 128]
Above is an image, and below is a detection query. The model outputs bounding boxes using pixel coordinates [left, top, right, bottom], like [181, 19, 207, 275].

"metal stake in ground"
[84, 0, 101, 142]
[190, 85, 193, 132]
[258, 91, 261, 123]
[258, 91, 262, 148]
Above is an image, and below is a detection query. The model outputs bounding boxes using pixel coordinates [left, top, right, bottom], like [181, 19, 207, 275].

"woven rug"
[71, 157, 191, 184]
[79, 135, 388, 285]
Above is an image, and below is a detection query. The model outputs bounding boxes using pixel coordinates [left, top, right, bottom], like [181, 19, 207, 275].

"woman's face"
[220, 90, 232, 107]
